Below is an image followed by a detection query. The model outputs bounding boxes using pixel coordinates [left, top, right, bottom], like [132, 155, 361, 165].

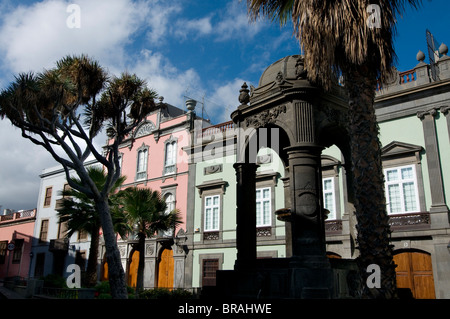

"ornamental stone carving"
[145, 243, 155, 256]
[244, 105, 287, 128]
[135, 121, 156, 138]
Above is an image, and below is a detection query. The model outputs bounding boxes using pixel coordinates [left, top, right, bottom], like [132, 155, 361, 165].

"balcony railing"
[388, 212, 431, 229]
[197, 121, 234, 138]
[0, 209, 36, 224]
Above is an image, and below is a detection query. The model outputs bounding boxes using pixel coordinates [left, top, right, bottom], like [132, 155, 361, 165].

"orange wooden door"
[158, 248, 174, 289]
[128, 250, 139, 287]
[394, 251, 436, 299]
[101, 257, 108, 281]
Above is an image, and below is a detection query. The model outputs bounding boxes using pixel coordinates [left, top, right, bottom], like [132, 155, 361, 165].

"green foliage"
[41, 274, 68, 288]
[138, 288, 194, 300]
[117, 187, 183, 238]
[94, 281, 135, 299]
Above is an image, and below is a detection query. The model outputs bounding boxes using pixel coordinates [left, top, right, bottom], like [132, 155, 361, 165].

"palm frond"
[247, 0, 422, 89]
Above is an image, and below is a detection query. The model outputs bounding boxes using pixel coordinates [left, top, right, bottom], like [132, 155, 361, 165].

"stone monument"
[215, 55, 357, 299]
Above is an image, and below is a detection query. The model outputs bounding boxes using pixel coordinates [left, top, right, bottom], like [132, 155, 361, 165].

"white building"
[30, 160, 99, 280]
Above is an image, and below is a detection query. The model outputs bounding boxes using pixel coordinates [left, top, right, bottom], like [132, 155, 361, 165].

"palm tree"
[117, 187, 182, 292]
[247, 0, 421, 298]
[0, 55, 159, 298]
[57, 166, 126, 287]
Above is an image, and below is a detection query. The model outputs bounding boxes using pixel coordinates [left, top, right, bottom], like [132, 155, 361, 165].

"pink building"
[100, 98, 205, 289]
[0, 209, 36, 280]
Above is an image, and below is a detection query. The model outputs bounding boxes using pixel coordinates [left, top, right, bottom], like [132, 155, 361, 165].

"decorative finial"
[439, 43, 448, 56]
[185, 99, 197, 111]
[416, 50, 425, 62]
[158, 96, 164, 103]
[295, 55, 307, 79]
[238, 82, 250, 105]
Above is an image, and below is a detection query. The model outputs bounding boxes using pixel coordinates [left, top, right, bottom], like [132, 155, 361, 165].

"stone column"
[417, 109, 449, 221]
[233, 162, 258, 270]
[441, 106, 450, 145]
[280, 173, 292, 258]
[286, 145, 326, 259]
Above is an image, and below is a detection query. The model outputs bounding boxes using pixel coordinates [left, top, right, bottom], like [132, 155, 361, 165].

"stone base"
[209, 257, 358, 299]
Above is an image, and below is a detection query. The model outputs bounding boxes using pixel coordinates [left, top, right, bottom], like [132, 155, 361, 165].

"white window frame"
[136, 145, 148, 181]
[164, 137, 177, 175]
[322, 177, 336, 220]
[256, 187, 272, 227]
[204, 195, 220, 232]
[384, 164, 420, 214]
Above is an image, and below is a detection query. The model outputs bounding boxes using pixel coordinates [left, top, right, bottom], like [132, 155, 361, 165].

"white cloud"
[0, 0, 153, 75]
[214, 1, 266, 41]
[130, 49, 202, 109]
[208, 78, 248, 123]
[171, 1, 266, 43]
[0, 122, 56, 210]
[174, 16, 213, 40]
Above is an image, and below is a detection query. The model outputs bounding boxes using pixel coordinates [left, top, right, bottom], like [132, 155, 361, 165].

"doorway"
[157, 247, 174, 289]
[394, 250, 436, 299]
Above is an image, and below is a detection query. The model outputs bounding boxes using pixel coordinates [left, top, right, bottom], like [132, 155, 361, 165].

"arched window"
[164, 137, 177, 175]
[136, 144, 149, 181]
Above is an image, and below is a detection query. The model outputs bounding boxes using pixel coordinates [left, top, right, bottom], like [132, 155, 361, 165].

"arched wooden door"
[394, 250, 436, 299]
[128, 250, 139, 288]
[157, 248, 174, 289]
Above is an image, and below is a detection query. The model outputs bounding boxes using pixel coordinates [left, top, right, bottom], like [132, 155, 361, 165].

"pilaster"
[417, 108, 449, 222]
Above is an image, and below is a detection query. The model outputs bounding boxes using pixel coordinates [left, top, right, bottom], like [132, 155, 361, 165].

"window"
[0, 241, 7, 264]
[204, 195, 220, 231]
[136, 147, 148, 180]
[202, 259, 219, 287]
[44, 187, 52, 207]
[256, 187, 271, 227]
[323, 178, 336, 220]
[384, 165, 420, 214]
[58, 219, 68, 239]
[164, 140, 177, 175]
[39, 219, 49, 243]
[78, 229, 88, 241]
[163, 193, 175, 237]
[12, 239, 24, 264]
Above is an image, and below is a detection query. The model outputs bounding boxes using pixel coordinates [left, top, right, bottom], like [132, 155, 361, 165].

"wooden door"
[101, 256, 108, 281]
[394, 251, 436, 299]
[128, 250, 139, 287]
[158, 248, 174, 289]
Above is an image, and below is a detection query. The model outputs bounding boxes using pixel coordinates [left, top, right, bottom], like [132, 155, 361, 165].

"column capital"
[417, 108, 438, 120]
[440, 105, 450, 116]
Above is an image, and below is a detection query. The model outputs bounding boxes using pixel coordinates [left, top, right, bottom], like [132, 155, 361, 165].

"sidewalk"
[0, 282, 26, 299]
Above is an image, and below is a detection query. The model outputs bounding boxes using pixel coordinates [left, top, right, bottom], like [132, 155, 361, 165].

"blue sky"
[0, 0, 449, 211]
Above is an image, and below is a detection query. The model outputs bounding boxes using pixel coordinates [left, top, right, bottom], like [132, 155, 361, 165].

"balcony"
[388, 212, 431, 230]
[49, 238, 69, 253]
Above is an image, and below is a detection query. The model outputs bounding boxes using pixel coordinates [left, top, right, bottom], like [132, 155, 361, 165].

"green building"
[185, 46, 450, 299]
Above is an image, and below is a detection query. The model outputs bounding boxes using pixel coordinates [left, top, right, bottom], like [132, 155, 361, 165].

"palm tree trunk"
[95, 197, 128, 299]
[345, 63, 397, 299]
[84, 226, 100, 287]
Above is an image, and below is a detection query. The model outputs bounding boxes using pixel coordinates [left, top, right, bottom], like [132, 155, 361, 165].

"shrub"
[139, 288, 193, 300]
[42, 274, 67, 288]
[94, 281, 136, 299]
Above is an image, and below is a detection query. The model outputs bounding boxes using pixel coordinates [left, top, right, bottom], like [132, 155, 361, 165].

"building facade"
[185, 47, 450, 298]
[23, 45, 450, 298]
[99, 98, 209, 290]
[30, 161, 98, 280]
[0, 209, 36, 280]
